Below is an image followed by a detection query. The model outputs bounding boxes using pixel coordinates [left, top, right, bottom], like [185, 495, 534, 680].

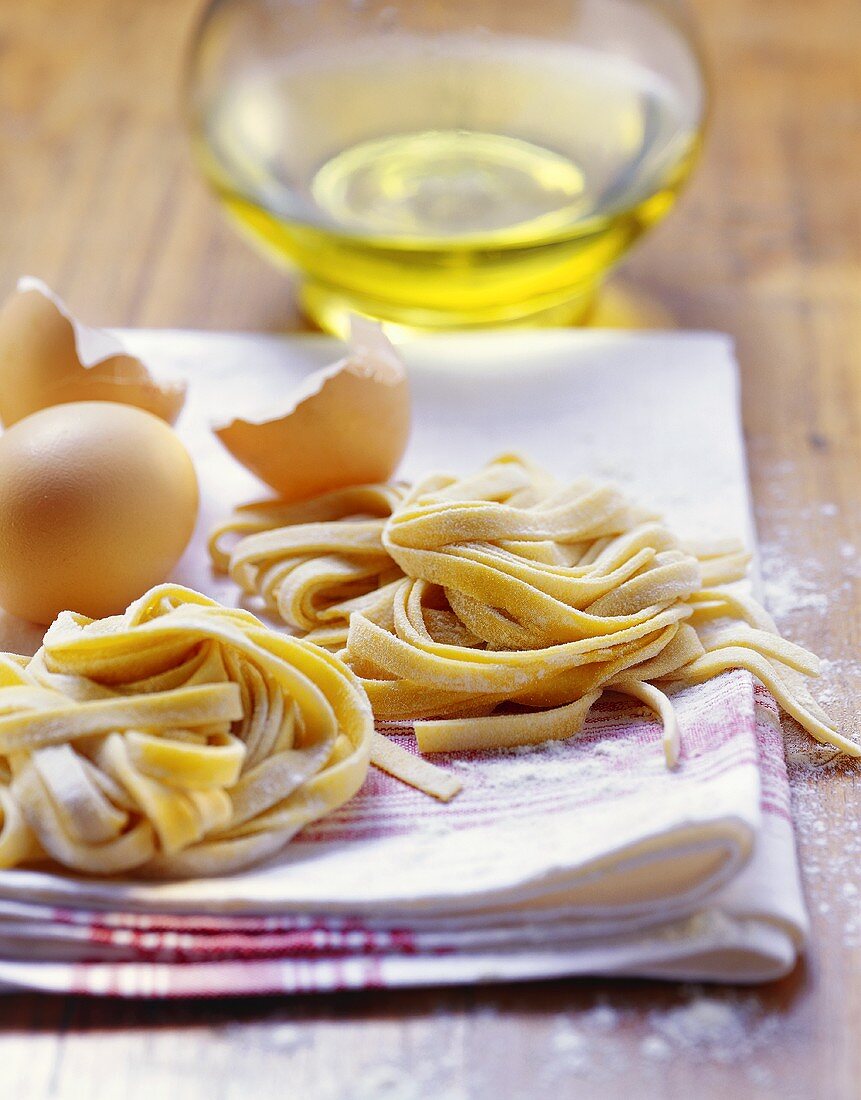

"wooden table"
[0, 1, 859, 1096]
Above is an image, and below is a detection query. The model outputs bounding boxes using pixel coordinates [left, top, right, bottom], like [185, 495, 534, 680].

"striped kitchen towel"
[0, 674, 807, 996]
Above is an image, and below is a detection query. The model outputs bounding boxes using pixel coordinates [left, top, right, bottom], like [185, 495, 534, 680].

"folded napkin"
[0, 329, 809, 996]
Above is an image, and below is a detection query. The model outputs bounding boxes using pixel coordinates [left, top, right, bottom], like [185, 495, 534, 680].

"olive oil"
[192, 36, 703, 333]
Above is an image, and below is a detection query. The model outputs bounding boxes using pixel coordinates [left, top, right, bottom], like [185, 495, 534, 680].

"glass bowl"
[185, 0, 707, 334]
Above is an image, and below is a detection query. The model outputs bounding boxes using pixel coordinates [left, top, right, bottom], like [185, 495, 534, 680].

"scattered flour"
[266, 1023, 307, 1051]
[757, 488, 859, 628]
[788, 742, 861, 950]
[760, 559, 830, 619]
[586, 1004, 620, 1031]
[647, 996, 770, 1061]
[328, 987, 798, 1099]
[552, 1020, 587, 1055]
[548, 1020, 591, 1075]
[352, 1065, 414, 1100]
[755, 481, 861, 949]
[533, 989, 791, 1089]
[639, 1035, 672, 1061]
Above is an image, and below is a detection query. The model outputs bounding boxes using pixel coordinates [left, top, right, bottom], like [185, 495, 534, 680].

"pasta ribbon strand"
[0, 585, 373, 877]
[211, 455, 858, 798]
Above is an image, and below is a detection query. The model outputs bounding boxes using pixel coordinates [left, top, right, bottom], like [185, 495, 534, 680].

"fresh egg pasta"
[0, 585, 372, 876]
[212, 454, 858, 789]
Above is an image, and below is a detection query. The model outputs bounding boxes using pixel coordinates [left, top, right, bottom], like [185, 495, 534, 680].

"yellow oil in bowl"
[190, 31, 704, 333]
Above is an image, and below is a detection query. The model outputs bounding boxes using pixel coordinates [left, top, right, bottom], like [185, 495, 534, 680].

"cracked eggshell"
[0, 277, 186, 428]
[214, 317, 410, 501]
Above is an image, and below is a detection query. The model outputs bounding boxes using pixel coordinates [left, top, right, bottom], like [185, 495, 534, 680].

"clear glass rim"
[181, 0, 711, 246]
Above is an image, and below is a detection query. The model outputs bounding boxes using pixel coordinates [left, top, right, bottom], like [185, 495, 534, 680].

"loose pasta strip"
[414, 692, 601, 754]
[611, 681, 681, 768]
[0, 584, 373, 877]
[210, 455, 857, 799]
[370, 732, 462, 802]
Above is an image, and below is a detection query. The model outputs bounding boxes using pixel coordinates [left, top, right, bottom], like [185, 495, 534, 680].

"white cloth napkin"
[0, 329, 808, 995]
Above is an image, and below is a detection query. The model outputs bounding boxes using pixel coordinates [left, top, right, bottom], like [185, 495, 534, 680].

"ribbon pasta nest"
[211, 454, 858, 794]
[0, 586, 372, 877]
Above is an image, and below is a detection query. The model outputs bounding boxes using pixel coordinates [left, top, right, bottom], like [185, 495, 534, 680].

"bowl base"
[299, 279, 601, 338]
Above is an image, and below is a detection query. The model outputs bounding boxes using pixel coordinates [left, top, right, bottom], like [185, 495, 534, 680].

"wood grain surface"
[0, 0, 859, 1097]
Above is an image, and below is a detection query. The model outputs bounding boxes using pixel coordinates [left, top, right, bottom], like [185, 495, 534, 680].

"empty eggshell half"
[214, 317, 410, 501]
[0, 277, 186, 428]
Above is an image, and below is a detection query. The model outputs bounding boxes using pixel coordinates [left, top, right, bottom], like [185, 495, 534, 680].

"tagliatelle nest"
[0, 586, 372, 877]
[211, 454, 859, 795]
